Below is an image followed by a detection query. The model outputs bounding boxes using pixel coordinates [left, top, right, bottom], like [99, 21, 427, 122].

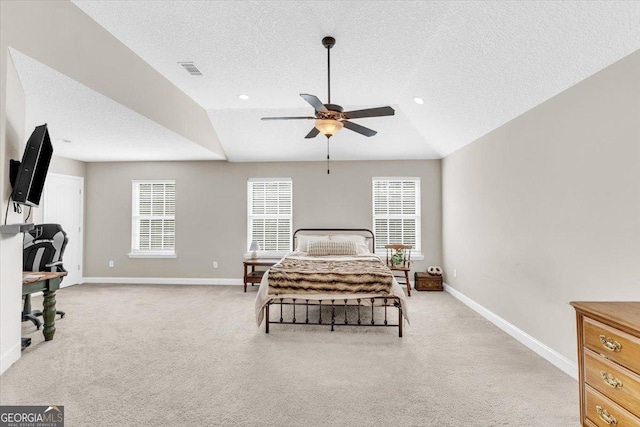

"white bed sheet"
[254, 253, 410, 327]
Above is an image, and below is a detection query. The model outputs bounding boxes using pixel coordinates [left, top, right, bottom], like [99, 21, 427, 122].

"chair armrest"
[45, 261, 63, 268]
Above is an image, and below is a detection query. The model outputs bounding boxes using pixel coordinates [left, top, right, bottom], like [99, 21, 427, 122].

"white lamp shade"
[249, 241, 260, 251]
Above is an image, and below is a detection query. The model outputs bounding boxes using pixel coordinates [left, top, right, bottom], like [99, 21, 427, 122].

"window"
[372, 177, 421, 253]
[130, 180, 176, 258]
[247, 178, 292, 254]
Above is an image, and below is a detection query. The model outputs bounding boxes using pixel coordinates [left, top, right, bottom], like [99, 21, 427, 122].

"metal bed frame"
[263, 228, 403, 337]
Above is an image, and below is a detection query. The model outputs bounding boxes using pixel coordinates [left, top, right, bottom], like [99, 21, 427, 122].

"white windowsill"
[128, 252, 177, 259]
[410, 253, 425, 261]
[243, 251, 288, 259]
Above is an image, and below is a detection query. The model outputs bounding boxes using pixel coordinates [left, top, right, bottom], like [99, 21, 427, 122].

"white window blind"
[131, 180, 176, 256]
[247, 178, 292, 253]
[372, 178, 421, 252]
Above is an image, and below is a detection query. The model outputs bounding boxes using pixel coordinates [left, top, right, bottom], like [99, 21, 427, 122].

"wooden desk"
[243, 259, 280, 292]
[23, 271, 66, 341]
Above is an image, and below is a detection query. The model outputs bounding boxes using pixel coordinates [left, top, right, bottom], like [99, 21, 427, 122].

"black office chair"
[22, 224, 68, 329]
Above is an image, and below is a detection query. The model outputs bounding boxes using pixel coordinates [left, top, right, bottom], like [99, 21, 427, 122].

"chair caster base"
[21, 337, 31, 351]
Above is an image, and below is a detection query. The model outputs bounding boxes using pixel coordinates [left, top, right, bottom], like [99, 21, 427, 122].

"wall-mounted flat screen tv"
[10, 124, 53, 207]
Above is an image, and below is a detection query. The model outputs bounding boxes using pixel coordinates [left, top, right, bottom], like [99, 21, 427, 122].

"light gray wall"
[50, 156, 87, 178]
[442, 49, 640, 365]
[0, 50, 26, 374]
[84, 160, 441, 279]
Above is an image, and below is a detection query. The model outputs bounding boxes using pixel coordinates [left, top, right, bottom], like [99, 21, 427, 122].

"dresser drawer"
[585, 348, 640, 418]
[585, 385, 640, 427]
[584, 318, 640, 375]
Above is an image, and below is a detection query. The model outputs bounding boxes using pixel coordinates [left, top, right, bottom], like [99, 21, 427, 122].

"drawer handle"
[596, 406, 618, 426]
[600, 371, 623, 389]
[599, 335, 622, 352]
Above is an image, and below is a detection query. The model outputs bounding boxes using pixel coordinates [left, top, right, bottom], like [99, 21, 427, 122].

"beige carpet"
[1, 284, 579, 426]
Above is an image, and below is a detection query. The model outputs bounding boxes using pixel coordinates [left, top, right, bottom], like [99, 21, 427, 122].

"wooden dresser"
[571, 302, 640, 427]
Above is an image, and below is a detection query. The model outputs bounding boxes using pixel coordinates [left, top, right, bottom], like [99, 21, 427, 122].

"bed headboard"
[293, 228, 376, 253]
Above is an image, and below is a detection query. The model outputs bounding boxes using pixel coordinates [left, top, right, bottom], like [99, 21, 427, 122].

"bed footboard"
[264, 297, 403, 337]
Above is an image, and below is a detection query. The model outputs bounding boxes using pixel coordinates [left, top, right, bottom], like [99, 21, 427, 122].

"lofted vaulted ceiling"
[18, 1, 640, 162]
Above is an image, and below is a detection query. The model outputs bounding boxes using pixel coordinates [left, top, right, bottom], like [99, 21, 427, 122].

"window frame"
[129, 179, 177, 259]
[247, 178, 293, 258]
[372, 177, 422, 257]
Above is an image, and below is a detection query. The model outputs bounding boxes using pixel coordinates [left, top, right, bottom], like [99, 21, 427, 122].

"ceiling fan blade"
[343, 120, 377, 137]
[304, 127, 320, 139]
[343, 106, 395, 119]
[261, 116, 315, 120]
[300, 94, 329, 113]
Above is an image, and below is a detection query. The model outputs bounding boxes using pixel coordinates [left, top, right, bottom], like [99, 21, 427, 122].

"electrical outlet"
[454, 268, 457, 277]
[109, 260, 114, 268]
[213, 261, 218, 269]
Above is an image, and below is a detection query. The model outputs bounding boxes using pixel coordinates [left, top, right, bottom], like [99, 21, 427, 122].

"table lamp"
[249, 241, 260, 259]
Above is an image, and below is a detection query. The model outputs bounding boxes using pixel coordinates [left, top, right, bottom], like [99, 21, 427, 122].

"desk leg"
[42, 288, 57, 341]
[244, 264, 248, 292]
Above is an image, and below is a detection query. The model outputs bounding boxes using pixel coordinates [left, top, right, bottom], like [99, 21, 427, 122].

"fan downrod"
[322, 36, 335, 49]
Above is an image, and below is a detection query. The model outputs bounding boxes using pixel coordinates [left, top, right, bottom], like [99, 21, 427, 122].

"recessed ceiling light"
[238, 94, 249, 100]
[413, 97, 424, 105]
[55, 138, 72, 144]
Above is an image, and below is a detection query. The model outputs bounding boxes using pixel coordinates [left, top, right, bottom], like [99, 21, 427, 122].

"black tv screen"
[11, 124, 53, 207]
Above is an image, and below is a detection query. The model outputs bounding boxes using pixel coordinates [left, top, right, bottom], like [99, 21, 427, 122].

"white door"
[43, 174, 83, 287]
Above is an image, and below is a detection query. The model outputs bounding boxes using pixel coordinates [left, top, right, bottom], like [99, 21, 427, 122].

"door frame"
[42, 173, 84, 287]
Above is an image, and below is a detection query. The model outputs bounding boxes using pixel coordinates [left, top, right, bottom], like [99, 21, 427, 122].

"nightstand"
[242, 259, 280, 292]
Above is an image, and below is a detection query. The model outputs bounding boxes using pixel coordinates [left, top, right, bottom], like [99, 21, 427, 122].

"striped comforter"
[268, 256, 393, 295]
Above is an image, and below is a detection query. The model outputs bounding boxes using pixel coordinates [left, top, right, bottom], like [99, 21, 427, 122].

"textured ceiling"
[61, 1, 640, 161]
[11, 49, 222, 162]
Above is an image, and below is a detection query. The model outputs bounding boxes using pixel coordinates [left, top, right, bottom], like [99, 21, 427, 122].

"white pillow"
[307, 240, 357, 256]
[330, 234, 371, 254]
[295, 234, 330, 252]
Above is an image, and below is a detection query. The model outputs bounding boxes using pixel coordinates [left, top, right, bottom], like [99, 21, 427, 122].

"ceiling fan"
[261, 36, 395, 139]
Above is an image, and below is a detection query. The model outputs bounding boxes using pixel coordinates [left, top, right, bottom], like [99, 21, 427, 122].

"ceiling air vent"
[178, 62, 202, 76]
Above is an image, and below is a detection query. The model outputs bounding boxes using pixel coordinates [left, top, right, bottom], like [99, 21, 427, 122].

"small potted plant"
[390, 249, 404, 267]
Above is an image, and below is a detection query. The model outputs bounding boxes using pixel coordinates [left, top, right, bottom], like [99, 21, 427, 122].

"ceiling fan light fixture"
[315, 119, 343, 137]
[260, 36, 394, 142]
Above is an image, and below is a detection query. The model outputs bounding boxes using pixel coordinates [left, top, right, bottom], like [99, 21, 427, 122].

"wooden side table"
[390, 267, 412, 297]
[385, 244, 412, 297]
[243, 259, 280, 292]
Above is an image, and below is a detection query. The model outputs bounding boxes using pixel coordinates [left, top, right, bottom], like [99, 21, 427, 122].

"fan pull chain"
[327, 137, 330, 174]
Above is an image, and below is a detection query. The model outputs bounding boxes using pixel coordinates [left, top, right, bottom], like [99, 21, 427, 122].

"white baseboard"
[82, 277, 244, 286]
[0, 341, 21, 376]
[443, 283, 577, 380]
